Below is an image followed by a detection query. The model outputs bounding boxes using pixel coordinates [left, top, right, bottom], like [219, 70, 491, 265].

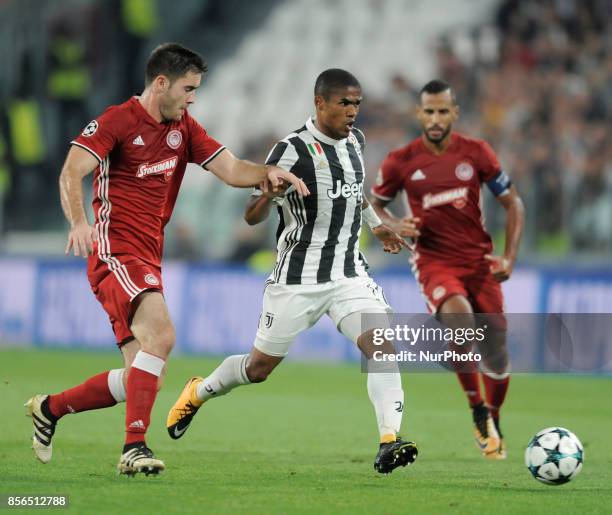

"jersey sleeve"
[265, 139, 299, 171]
[187, 115, 226, 170]
[371, 153, 403, 201]
[71, 107, 124, 162]
[478, 141, 512, 196]
[352, 128, 366, 150]
[477, 141, 502, 181]
[260, 139, 301, 207]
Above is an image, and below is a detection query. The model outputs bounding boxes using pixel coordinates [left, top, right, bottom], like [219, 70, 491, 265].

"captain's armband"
[486, 170, 512, 197]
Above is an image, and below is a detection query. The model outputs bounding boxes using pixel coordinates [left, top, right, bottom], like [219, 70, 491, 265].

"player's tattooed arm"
[59, 145, 99, 257]
[207, 149, 309, 196]
[485, 185, 525, 282]
[369, 197, 421, 238]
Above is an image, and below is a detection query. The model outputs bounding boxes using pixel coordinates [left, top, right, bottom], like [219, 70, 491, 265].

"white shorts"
[254, 276, 391, 357]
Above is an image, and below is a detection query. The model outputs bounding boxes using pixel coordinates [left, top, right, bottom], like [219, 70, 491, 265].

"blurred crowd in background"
[0, 0, 610, 263]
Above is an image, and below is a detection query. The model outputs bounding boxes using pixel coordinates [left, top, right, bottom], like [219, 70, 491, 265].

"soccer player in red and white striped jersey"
[25, 43, 308, 476]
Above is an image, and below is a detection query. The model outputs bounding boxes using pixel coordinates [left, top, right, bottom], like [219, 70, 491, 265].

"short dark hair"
[314, 68, 361, 99]
[420, 79, 456, 104]
[145, 43, 207, 86]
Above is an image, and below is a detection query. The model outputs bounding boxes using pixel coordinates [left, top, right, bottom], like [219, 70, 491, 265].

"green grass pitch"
[1, 348, 611, 514]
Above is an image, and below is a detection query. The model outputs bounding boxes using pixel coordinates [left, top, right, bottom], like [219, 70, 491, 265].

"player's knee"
[439, 294, 473, 315]
[245, 362, 273, 383]
[142, 324, 175, 357]
[482, 351, 509, 375]
[157, 327, 176, 355]
[246, 368, 270, 383]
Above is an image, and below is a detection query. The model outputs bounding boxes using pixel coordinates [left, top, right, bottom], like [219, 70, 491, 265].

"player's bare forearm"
[58, 146, 98, 256]
[370, 196, 421, 238]
[59, 147, 97, 226]
[498, 186, 525, 263]
[59, 168, 88, 226]
[207, 150, 265, 187]
[486, 186, 524, 281]
[244, 195, 273, 225]
[207, 150, 309, 196]
[370, 197, 399, 227]
[229, 159, 269, 187]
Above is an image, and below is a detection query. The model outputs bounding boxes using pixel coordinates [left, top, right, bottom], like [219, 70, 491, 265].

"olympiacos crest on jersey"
[144, 273, 159, 286]
[166, 130, 182, 149]
[455, 162, 474, 181]
[432, 285, 447, 300]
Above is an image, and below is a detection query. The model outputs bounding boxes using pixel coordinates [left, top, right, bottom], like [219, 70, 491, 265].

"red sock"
[48, 371, 117, 419]
[482, 373, 510, 418]
[450, 347, 483, 407]
[455, 371, 483, 407]
[125, 352, 164, 446]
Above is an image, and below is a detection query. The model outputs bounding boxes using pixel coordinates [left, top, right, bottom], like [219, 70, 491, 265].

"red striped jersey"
[71, 97, 224, 267]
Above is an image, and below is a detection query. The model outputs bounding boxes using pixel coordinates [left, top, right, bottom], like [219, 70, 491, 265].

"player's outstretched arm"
[206, 149, 309, 196]
[485, 185, 525, 282]
[59, 146, 99, 257]
[369, 196, 421, 238]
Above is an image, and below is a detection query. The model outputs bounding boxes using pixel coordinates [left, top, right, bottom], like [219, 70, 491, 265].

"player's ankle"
[123, 441, 145, 453]
[41, 396, 60, 423]
[380, 433, 397, 444]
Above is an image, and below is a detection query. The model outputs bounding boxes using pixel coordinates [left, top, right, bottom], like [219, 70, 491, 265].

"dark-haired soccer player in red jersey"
[370, 80, 524, 459]
[25, 42, 308, 476]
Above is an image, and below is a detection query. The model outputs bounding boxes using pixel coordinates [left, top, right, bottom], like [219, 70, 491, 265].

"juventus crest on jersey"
[262, 118, 370, 285]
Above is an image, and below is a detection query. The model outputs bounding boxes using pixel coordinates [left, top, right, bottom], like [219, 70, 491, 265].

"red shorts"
[414, 261, 506, 329]
[87, 253, 163, 345]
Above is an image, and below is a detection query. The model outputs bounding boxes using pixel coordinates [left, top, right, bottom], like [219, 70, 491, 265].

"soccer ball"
[525, 427, 584, 485]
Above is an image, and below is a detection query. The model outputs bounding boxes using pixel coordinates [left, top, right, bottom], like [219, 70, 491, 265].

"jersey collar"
[306, 117, 345, 146]
[419, 132, 459, 156]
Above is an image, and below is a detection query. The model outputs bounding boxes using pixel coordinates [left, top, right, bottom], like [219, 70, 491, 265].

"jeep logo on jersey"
[423, 187, 468, 209]
[136, 156, 178, 179]
[327, 180, 363, 200]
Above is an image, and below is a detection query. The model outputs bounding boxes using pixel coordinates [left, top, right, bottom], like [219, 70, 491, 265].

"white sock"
[196, 354, 251, 401]
[107, 368, 126, 403]
[132, 351, 165, 377]
[367, 360, 404, 440]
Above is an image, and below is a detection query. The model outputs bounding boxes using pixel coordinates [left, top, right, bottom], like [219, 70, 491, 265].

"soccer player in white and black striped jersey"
[167, 69, 418, 474]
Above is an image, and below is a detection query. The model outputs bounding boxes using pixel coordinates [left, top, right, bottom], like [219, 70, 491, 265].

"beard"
[159, 96, 182, 123]
[425, 125, 451, 144]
